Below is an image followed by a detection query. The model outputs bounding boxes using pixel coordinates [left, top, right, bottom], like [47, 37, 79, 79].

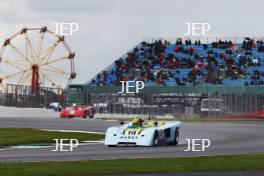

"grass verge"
[0, 128, 104, 147]
[0, 154, 264, 176]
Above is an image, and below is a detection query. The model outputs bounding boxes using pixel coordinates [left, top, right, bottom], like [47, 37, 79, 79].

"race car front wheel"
[107, 145, 117, 147]
[153, 131, 159, 146]
[83, 112, 88, 119]
[173, 129, 179, 145]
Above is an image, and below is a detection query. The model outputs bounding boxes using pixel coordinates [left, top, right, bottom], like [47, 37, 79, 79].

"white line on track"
[10, 146, 53, 149]
[82, 140, 104, 143]
[0, 148, 8, 151]
[0, 142, 103, 151]
[40, 129, 105, 134]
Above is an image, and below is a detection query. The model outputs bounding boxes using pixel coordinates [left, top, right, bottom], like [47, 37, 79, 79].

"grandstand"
[88, 37, 264, 86]
[65, 37, 264, 118]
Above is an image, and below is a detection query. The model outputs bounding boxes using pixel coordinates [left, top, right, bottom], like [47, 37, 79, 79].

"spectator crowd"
[89, 38, 264, 86]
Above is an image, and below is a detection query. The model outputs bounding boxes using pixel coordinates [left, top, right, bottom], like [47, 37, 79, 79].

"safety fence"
[2, 84, 264, 118]
[65, 85, 264, 118]
[0, 84, 65, 108]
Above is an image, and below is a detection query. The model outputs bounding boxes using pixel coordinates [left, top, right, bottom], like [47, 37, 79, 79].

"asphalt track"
[0, 117, 264, 162]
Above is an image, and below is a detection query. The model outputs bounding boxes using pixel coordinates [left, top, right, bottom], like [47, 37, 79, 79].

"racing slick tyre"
[153, 130, 159, 146]
[173, 128, 179, 145]
[83, 112, 88, 119]
[107, 145, 117, 147]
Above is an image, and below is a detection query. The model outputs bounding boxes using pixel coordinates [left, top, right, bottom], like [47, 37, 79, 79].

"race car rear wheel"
[153, 131, 159, 146]
[173, 129, 179, 145]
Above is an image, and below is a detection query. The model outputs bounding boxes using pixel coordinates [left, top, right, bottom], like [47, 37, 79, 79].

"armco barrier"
[0, 106, 59, 118]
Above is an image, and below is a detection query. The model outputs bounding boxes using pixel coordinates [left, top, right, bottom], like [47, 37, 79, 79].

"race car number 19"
[127, 130, 137, 135]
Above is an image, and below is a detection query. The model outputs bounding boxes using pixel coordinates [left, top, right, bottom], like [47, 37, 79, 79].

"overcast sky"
[0, 0, 264, 86]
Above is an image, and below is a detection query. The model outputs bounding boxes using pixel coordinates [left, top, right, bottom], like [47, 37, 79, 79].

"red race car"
[60, 104, 95, 118]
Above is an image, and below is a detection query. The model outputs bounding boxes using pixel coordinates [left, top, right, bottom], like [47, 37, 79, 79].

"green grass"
[0, 128, 104, 147]
[0, 154, 264, 176]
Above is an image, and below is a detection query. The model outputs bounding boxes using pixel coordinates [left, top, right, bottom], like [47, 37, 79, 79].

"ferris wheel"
[0, 26, 76, 93]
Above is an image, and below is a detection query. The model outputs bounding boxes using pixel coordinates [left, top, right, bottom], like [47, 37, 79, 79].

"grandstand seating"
[88, 38, 264, 86]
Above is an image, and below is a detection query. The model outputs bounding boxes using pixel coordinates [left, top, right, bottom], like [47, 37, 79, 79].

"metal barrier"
[65, 85, 264, 118]
[0, 84, 65, 108]
[2, 84, 264, 118]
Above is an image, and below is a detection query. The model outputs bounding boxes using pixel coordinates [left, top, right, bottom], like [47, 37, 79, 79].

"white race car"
[104, 118, 181, 147]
